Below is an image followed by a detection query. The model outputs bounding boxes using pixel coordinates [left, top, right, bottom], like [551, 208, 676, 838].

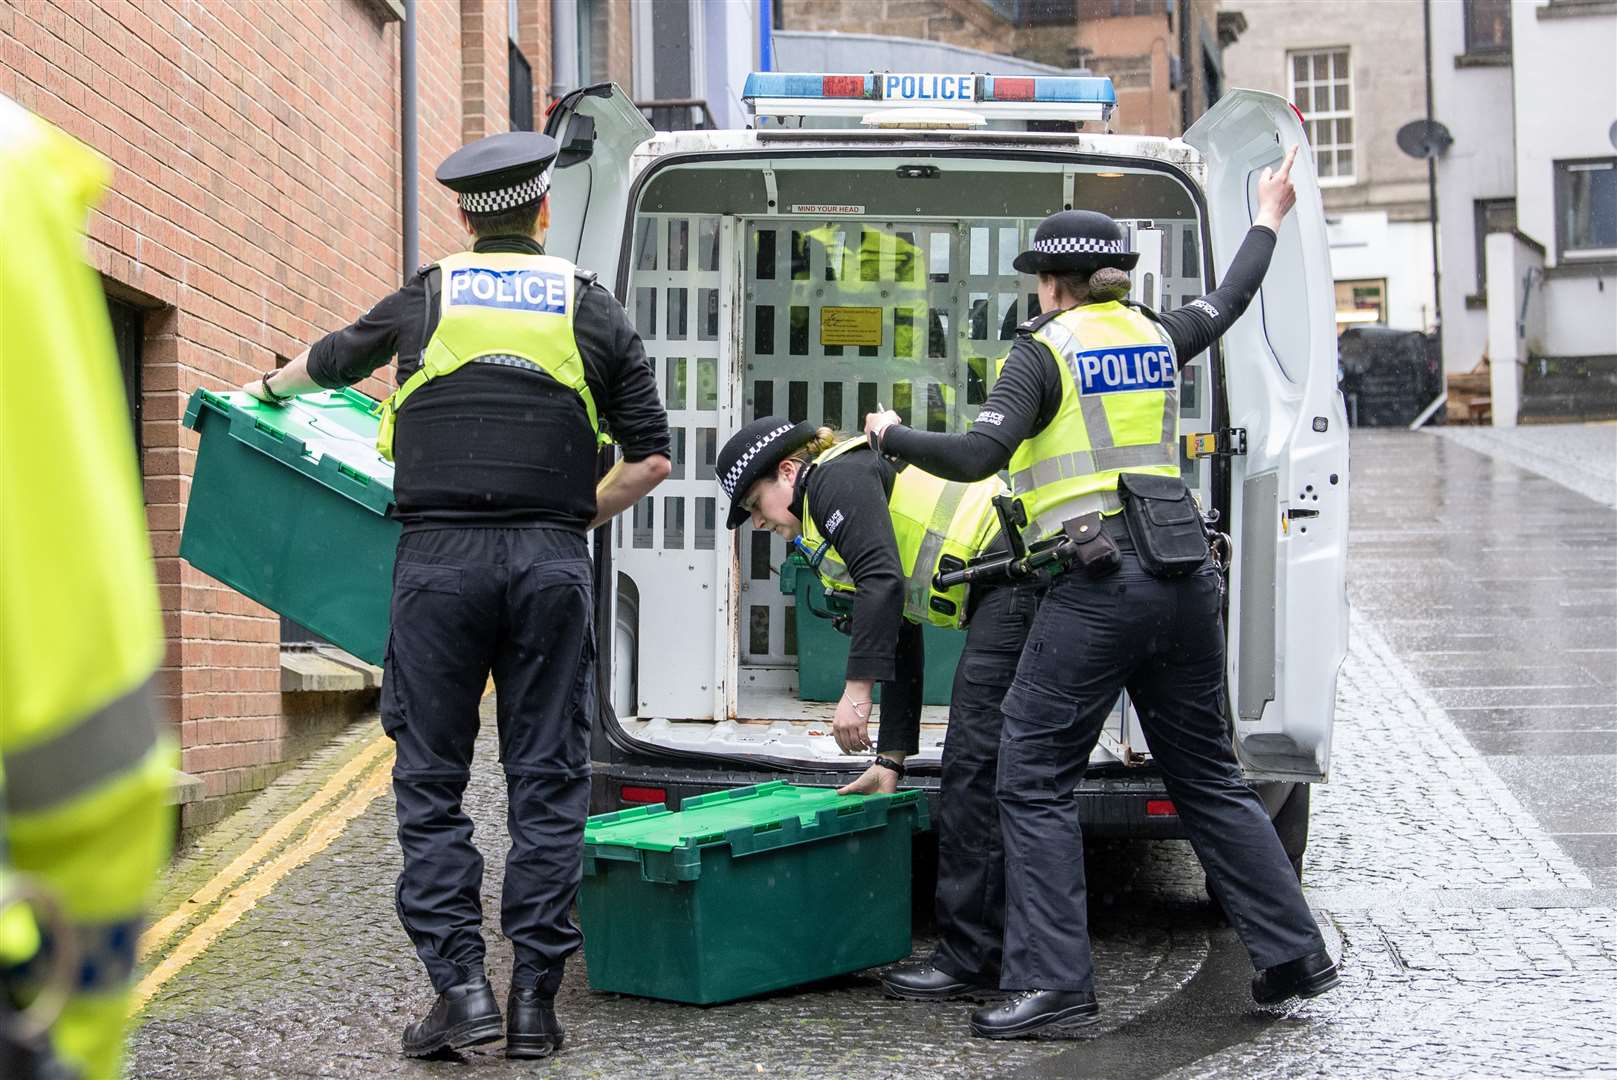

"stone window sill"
[1538, 0, 1617, 18]
[1455, 52, 1511, 68]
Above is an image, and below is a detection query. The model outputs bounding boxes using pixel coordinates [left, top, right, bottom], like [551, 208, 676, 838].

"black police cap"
[436, 131, 560, 213]
[1012, 210, 1140, 274]
[717, 417, 820, 529]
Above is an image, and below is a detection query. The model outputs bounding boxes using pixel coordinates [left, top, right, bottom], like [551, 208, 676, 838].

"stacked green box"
[780, 553, 967, 705]
[580, 782, 929, 1004]
[179, 388, 399, 665]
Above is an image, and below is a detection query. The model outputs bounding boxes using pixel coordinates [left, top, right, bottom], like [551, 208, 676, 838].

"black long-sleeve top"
[791, 444, 924, 754]
[306, 235, 670, 530]
[883, 225, 1277, 481]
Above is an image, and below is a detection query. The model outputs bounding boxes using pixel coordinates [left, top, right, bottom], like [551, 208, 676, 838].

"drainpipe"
[759, 0, 773, 72]
[551, 0, 578, 101]
[1423, 0, 1443, 356]
[1178, 0, 1193, 133]
[401, 0, 419, 280]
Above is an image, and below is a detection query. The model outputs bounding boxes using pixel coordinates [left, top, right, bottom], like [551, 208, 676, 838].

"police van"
[544, 73, 1348, 873]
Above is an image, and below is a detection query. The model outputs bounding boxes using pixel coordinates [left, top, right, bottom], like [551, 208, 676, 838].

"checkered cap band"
[1033, 236, 1128, 255]
[457, 171, 550, 214]
[721, 423, 795, 499]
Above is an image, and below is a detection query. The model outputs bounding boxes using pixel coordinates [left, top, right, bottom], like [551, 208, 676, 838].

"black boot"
[506, 983, 565, 1060]
[970, 990, 1100, 1039]
[879, 962, 997, 1002]
[401, 973, 504, 1058]
[1252, 950, 1340, 1005]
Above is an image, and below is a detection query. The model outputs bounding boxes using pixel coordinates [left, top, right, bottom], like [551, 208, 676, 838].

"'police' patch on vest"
[446, 268, 568, 314]
[1070, 345, 1175, 395]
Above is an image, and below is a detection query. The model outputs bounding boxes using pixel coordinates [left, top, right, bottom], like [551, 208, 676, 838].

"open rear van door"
[543, 83, 654, 290]
[1184, 89, 1349, 782]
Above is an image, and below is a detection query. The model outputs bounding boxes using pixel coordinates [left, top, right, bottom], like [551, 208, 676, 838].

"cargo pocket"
[395, 561, 463, 595]
[379, 632, 405, 736]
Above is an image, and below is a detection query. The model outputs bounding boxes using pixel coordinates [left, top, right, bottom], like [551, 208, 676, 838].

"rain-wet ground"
[127, 428, 1617, 1078]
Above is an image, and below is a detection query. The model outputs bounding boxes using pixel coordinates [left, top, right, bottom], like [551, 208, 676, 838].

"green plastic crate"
[179, 388, 399, 665]
[780, 553, 966, 705]
[580, 782, 929, 1004]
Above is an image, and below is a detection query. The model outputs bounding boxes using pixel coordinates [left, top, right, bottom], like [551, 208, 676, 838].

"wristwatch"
[872, 756, 907, 779]
[258, 367, 289, 406]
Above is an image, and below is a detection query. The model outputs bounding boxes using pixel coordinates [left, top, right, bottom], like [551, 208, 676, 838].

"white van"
[544, 74, 1349, 873]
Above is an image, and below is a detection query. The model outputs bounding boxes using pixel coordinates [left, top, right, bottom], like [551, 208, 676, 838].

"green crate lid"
[183, 388, 395, 516]
[583, 781, 928, 883]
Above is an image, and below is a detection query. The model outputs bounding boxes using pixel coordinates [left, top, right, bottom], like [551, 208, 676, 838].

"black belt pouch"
[1061, 512, 1122, 580]
[1117, 472, 1208, 579]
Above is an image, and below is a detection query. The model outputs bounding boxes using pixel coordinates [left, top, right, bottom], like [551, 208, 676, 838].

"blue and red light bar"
[742, 71, 1115, 112]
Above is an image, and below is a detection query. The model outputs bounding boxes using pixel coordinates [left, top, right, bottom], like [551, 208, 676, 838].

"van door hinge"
[1183, 428, 1247, 460]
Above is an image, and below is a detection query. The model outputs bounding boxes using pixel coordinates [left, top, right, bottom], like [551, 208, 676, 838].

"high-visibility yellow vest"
[799, 439, 1005, 629]
[375, 251, 603, 460]
[1007, 302, 1181, 542]
[0, 94, 173, 1080]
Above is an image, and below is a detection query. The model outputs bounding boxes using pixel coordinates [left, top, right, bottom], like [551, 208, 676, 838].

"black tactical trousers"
[930, 579, 1039, 984]
[996, 542, 1325, 992]
[380, 526, 596, 996]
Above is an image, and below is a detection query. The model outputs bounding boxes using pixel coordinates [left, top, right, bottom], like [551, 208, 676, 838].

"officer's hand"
[241, 378, 284, 407]
[1255, 145, 1299, 231]
[864, 408, 902, 448]
[833, 695, 874, 754]
[837, 761, 899, 796]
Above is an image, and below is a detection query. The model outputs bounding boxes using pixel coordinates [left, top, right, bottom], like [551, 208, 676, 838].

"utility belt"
[933, 473, 1225, 592]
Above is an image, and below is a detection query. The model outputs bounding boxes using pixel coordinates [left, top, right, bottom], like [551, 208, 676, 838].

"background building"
[1222, 0, 1438, 337]
[773, 0, 1243, 137]
[1432, 0, 1616, 423]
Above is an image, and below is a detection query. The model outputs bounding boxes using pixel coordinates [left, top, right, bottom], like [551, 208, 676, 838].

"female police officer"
[865, 147, 1340, 1039]
[716, 418, 1036, 1001]
[240, 131, 670, 1059]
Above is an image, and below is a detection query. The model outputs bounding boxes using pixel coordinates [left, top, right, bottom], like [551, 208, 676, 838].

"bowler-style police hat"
[718, 417, 819, 529]
[437, 131, 560, 214]
[1012, 210, 1139, 274]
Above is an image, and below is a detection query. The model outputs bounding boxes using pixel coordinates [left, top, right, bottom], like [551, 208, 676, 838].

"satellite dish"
[1609, 119, 1617, 151]
[1396, 118, 1454, 160]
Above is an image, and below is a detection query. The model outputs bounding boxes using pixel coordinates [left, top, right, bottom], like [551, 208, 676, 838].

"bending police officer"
[866, 147, 1341, 1039]
[716, 420, 1035, 999]
[243, 132, 670, 1059]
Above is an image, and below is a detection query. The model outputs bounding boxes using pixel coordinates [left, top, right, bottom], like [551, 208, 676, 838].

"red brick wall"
[0, 0, 546, 828]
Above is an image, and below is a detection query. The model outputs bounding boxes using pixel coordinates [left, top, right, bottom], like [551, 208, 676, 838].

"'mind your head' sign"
[447, 267, 568, 314]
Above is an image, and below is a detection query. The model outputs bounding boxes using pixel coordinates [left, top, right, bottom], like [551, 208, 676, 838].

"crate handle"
[337, 463, 371, 486]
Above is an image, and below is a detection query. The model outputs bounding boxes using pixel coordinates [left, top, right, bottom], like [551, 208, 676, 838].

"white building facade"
[1434, 0, 1617, 423]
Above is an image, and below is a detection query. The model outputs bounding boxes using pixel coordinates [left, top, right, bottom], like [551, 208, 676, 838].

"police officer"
[1, 94, 173, 1079]
[866, 147, 1340, 1039]
[716, 419, 1037, 999]
[242, 132, 670, 1059]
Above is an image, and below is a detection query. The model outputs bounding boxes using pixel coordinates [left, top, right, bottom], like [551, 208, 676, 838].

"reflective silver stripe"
[1030, 491, 1122, 541]
[904, 481, 968, 617]
[472, 353, 546, 373]
[1009, 442, 1176, 493]
[3, 678, 159, 815]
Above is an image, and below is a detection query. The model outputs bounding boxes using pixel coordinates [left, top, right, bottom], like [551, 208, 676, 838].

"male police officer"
[866, 150, 1340, 1039]
[243, 132, 670, 1059]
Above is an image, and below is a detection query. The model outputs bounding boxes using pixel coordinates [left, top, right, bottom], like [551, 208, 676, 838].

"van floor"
[620, 689, 1134, 767]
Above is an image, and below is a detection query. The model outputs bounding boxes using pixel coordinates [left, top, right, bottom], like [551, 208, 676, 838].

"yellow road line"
[131, 750, 394, 1013]
[139, 733, 394, 960]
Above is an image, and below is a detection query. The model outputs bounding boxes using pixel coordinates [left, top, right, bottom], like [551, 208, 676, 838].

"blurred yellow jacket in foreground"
[0, 94, 174, 1079]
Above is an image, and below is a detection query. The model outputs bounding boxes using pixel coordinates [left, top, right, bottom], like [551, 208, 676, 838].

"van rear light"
[1146, 799, 1177, 817]
[1290, 102, 1306, 127]
[621, 785, 667, 805]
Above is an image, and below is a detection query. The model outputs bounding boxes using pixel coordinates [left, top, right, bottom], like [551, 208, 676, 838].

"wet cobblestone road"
[127, 430, 1617, 1078]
